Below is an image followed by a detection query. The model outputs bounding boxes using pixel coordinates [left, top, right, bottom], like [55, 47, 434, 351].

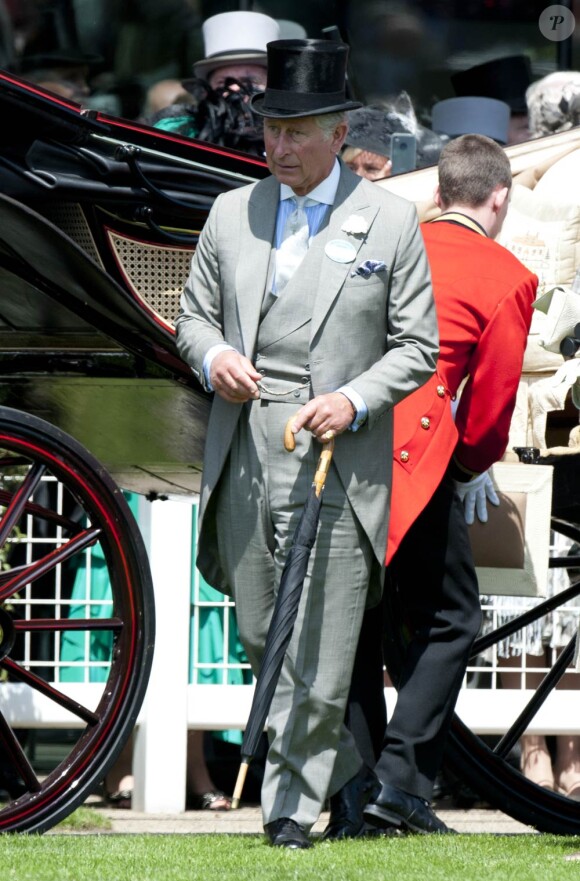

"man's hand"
[454, 471, 500, 525]
[210, 350, 261, 403]
[290, 392, 356, 442]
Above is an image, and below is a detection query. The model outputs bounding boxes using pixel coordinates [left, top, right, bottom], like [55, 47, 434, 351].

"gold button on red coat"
[421, 417, 430, 429]
[400, 450, 409, 462]
[436, 385, 445, 397]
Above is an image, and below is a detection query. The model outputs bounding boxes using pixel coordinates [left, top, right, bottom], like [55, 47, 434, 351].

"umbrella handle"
[284, 416, 335, 498]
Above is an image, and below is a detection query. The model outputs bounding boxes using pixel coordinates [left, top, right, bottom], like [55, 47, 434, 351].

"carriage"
[0, 70, 579, 834]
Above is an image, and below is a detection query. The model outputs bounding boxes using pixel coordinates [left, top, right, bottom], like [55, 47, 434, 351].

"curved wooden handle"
[284, 417, 296, 452]
[284, 416, 335, 497]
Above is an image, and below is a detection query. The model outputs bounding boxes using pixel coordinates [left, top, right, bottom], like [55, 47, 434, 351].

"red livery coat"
[386, 217, 537, 564]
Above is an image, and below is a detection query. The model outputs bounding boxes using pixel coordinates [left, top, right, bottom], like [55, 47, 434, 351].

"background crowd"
[2, 1, 580, 170]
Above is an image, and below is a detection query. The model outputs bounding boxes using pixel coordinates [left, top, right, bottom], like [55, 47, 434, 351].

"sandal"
[557, 780, 580, 800]
[188, 790, 232, 811]
[104, 788, 132, 810]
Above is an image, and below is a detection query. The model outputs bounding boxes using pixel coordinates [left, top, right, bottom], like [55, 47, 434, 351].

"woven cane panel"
[107, 231, 194, 326]
[38, 202, 104, 268]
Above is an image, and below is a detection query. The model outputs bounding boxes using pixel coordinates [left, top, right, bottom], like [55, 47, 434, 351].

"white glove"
[454, 470, 500, 525]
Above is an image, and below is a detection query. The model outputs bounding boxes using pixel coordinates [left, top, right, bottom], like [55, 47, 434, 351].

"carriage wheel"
[385, 514, 580, 834]
[0, 405, 154, 833]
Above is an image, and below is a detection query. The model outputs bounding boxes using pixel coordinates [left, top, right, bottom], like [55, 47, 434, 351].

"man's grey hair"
[315, 112, 347, 139]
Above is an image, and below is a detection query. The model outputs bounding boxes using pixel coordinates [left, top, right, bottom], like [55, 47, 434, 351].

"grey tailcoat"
[176, 162, 439, 594]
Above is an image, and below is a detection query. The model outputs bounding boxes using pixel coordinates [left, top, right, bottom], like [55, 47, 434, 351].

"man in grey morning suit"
[175, 38, 438, 849]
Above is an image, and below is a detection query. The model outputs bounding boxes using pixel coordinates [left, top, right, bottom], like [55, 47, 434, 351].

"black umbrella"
[231, 421, 335, 808]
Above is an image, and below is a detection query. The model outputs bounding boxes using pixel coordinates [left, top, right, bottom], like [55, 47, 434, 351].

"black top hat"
[17, 6, 101, 74]
[18, 48, 102, 74]
[251, 39, 362, 118]
[451, 55, 532, 114]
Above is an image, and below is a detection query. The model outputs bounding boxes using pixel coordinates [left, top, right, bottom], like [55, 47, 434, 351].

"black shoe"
[264, 818, 312, 849]
[364, 782, 456, 835]
[322, 765, 381, 841]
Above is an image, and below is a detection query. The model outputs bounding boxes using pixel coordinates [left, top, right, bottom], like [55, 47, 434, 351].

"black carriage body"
[0, 71, 268, 497]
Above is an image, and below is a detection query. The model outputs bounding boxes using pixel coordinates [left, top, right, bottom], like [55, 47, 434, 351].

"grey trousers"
[214, 399, 374, 830]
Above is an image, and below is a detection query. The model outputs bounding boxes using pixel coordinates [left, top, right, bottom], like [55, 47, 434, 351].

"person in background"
[150, 10, 278, 155]
[342, 144, 392, 181]
[187, 10, 276, 94]
[324, 134, 537, 840]
[175, 38, 438, 848]
[526, 70, 580, 137]
[341, 106, 393, 179]
[342, 98, 444, 181]
[16, 37, 99, 103]
[143, 77, 193, 120]
[451, 55, 532, 146]
[8, 1, 129, 115]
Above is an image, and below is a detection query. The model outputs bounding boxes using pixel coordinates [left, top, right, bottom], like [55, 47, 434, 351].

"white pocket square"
[350, 259, 387, 279]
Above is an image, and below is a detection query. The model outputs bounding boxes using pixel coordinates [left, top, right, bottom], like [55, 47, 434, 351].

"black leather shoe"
[264, 818, 312, 849]
[322, 765, 381, 841]
[364, 782, 456, 835]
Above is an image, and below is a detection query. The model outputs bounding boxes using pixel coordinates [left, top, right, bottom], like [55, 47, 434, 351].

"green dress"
[153, 114, 199, 139]
[60, 493, 139, 682]
[189, 507, 251, 745]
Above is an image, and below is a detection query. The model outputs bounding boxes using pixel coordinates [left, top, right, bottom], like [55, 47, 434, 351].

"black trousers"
[346, 473, 482, 801]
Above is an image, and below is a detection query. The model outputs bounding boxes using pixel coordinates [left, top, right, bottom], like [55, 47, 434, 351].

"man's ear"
[332, 122, 349, 154]
[433, 184, 442, 209]
[492, 185, 509, 214]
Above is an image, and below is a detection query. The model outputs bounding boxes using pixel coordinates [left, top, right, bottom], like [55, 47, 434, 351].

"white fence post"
[132, 495, 193, 813]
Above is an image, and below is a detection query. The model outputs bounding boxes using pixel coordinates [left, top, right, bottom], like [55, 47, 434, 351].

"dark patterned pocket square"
[350, 259, 387, 279]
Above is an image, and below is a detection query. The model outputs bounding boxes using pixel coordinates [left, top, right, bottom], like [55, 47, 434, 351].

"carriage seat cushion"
[533, 147, 580, 203]
[498, 182, 580, 377]
[498, 183, 580, 297]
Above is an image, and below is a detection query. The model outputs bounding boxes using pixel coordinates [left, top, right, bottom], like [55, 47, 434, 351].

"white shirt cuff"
[203, 343, 236, 390]
[338, 386, 368, 431]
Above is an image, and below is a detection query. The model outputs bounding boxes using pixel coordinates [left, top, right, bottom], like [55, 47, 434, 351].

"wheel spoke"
[0, 462, 46, 546]
[1, 657, 100, 725]
[550, 555, 580, 568]
[493, 637, 576, 758]
[0, 710, 40, 793]
[0, 457, 33, 468]
[14, 617, 123, 632]
[551, 517, 580, 543]
[0, 526, 102, 604]
[0, 489, 82, 533]
[0, 563, 32, 583]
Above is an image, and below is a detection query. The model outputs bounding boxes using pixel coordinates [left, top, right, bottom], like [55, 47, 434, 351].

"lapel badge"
[325, 240, 357, 263]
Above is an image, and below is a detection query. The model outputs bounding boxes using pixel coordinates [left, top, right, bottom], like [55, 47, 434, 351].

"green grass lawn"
[3, 831, 580, 881]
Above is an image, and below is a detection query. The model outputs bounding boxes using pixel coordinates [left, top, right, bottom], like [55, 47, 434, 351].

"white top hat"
[193, 11, 280, 80]
[431, 96, 510, 144]
[277, 20, 308, 40]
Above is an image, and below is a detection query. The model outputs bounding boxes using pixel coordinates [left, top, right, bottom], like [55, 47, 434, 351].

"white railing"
[3, 495, 579, 813]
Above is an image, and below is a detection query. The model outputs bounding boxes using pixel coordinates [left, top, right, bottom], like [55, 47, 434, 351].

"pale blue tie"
[274, 196, 311, 293]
